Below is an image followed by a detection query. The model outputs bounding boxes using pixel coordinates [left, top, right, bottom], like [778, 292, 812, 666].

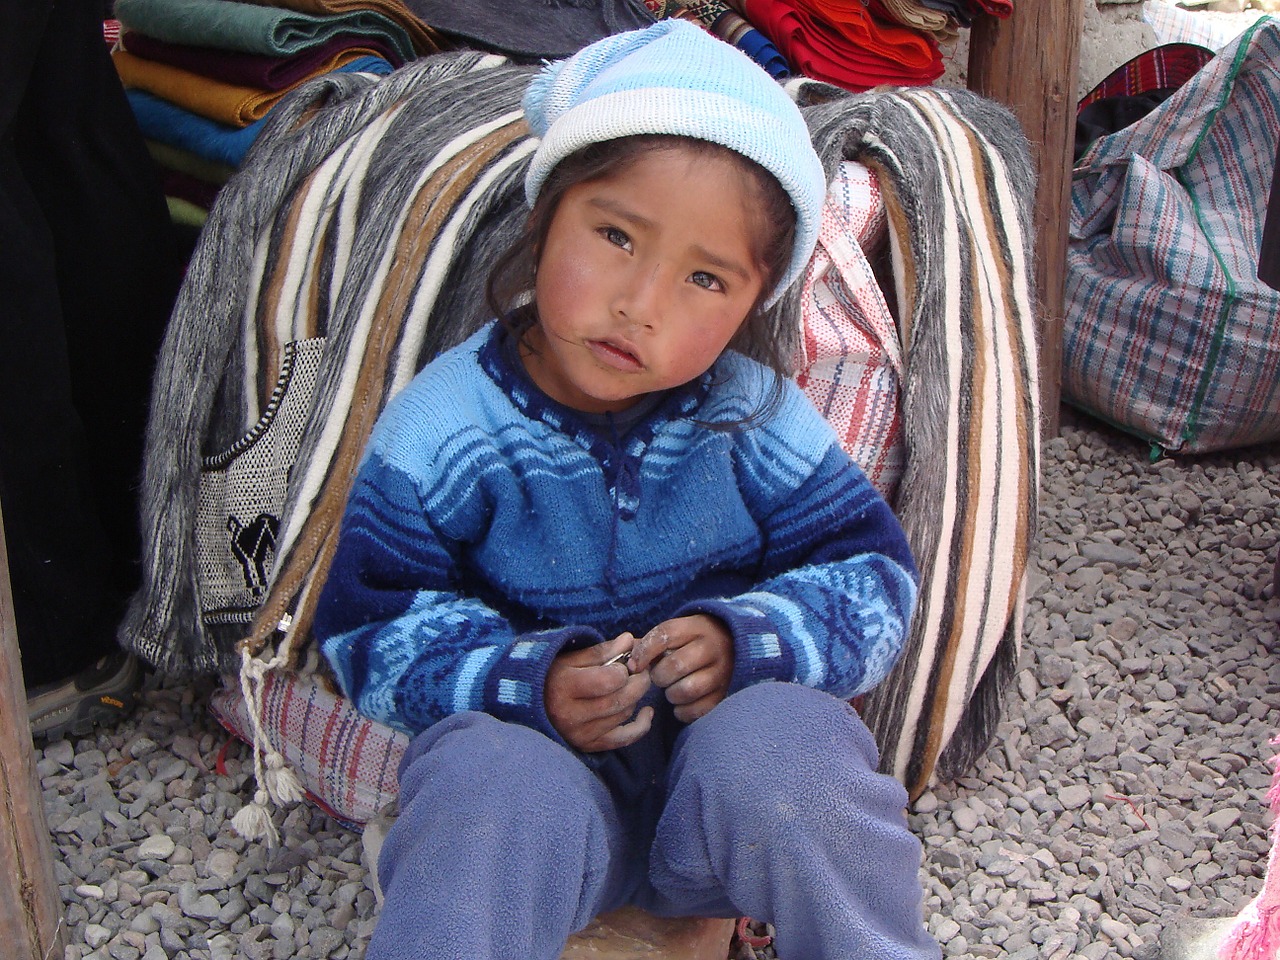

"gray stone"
[1058, 784, 1092, 809]
[137, 835, 176, 861]
[43, 739, 75, 767]
[185, 894, 223, 921]
[84, 925, 112, 950]
[206, 849, 239, 882]
[128, 912, 160, 936]
[1080, 541, 1143, 567]
[310, 926, 346, 956]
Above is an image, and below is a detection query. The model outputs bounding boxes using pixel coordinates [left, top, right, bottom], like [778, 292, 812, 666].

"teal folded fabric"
[113, 0, 416, 62]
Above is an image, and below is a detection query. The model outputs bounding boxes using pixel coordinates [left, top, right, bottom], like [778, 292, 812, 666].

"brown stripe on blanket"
[916, 223, 990, 792]
[253, 170, 319, 406]
[241, 118, 530, 660]
[919, 99, 1038, 793]
[864, 159, 917, 348]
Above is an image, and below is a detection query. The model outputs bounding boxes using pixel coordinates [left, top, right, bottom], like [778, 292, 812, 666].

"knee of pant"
[397, 711, 600, 820]
[388, 714, 621, 902]
[673, 682, 900, 815]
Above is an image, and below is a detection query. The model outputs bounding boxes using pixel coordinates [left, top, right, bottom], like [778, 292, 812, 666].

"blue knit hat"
[523, 19, 825, 308]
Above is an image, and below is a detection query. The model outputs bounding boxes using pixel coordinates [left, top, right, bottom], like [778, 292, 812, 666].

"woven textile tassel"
[232, 789, 281, 847]
[264, 750, 305, 806]
[230, 642, 300, 845]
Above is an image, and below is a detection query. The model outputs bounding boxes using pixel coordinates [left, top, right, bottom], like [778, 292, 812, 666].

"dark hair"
[486, 134, 798, 423]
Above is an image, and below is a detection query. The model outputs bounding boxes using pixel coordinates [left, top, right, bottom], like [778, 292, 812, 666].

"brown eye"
[601, 226, 632, 251]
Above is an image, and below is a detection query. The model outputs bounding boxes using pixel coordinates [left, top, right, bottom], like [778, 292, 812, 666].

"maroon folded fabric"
[967, 0, 1011, 17]
[160, 168, 223, 211]
[121, 29, 403, 90]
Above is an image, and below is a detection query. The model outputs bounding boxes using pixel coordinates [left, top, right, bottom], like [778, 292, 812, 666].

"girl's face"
[522, 144, 767, 414]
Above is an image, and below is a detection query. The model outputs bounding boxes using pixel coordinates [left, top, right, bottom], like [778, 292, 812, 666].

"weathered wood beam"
[967, 0, 1086, 436]
[0, 504, 68, 959]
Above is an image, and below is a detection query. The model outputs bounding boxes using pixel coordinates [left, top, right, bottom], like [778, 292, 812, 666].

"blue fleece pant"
[367, 682, 940, 960]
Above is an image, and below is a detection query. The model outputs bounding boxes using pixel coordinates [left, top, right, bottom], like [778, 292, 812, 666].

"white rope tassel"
[264, 750, 305, 806]
[232, 643, 294, 844]
[232, 788, 280, 846]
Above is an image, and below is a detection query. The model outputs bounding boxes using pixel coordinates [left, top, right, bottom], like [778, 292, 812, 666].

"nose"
[614, 261, 668, 329]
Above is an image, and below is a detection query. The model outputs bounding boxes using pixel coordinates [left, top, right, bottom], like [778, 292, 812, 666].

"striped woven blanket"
[799, 81, 1040, 794]
[124, 54, 1037, 797]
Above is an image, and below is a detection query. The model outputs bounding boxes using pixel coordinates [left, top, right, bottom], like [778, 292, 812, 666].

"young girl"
[315, 20, 940, 960]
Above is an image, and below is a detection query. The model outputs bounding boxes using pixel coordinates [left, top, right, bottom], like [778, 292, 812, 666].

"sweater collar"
[477, 320, 711, 444]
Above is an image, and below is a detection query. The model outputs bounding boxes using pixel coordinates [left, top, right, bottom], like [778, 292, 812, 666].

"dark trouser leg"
[0, 0, 178, 684]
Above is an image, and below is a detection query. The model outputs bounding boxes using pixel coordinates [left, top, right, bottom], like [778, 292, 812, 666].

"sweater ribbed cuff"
[675, 597, 794, 694]
[482, 626, 603, 744]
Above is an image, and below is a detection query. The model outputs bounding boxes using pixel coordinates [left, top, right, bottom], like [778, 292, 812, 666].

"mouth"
[586, 338, 643, 372]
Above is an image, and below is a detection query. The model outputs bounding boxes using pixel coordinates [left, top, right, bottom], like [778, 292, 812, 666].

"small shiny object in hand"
[602, 650, 632, 666]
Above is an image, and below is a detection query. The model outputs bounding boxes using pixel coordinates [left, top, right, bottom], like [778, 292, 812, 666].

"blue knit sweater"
[315, 322, 918, 742]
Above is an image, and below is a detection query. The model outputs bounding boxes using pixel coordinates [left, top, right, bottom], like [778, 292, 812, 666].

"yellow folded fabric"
[876, 0, 957, 41]
[166, 195, 209, 229]
[113, 46, 379, 127]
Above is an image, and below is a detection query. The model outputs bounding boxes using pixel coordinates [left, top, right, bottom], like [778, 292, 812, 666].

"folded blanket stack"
[652, 0, 1014, 91]
[109, 0, 443, 224]
[642, 0, 791, 78]
[109, 0, 1021, 204]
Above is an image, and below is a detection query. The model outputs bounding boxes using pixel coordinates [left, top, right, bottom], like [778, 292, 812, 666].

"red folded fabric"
[122, 29, 402, 90]
[743, 0, 941, 90]
[968, 0, 1012, 17]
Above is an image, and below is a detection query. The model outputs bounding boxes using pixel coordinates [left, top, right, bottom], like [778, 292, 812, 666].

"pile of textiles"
[109, 0, 1020, 224]
[109, 0, 444, 230]
[644, 0, 1014, 91]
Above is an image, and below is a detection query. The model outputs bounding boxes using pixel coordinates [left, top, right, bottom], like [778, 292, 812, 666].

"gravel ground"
[36, 406, 1280, 960]
[910, 408, 1280, 960]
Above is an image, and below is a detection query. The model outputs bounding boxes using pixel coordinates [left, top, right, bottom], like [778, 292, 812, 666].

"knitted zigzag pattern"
[314, 325, 917, 739]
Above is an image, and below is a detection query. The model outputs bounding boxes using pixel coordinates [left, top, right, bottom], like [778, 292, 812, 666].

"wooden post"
[561, 909, 734, 959]
[967, 0, 1086, 436]
[0, 504, 68, 959]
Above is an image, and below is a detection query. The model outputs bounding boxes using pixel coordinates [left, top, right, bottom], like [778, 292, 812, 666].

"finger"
[649, 639, 715, 688]
[629, 622, 680, 672]
[573, 685, 648, 749]
[559, 634, 634, 670]
[599, 633, 636, 664]
[582, 705, 654, 752]
[672, 694, 721, 724]
[663, 664, 728, 707]
[577, 669, 652, 721]
[557, 661, 634, 701]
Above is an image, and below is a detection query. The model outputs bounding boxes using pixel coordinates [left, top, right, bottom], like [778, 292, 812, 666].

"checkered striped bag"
[211, 669, 408, 827]
[1064, 18, 1280, 454]
[794, 160, 904, 500]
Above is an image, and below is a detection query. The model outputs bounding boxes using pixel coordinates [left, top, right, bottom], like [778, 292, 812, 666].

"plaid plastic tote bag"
[1064, 18, 1280, 454]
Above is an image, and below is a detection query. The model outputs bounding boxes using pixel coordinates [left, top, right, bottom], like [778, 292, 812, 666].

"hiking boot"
[27, 650, 144, 742]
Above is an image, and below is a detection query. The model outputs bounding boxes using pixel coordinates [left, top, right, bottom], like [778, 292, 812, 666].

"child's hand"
[545, 633, 653, 752]
[628, 615, 734, 723]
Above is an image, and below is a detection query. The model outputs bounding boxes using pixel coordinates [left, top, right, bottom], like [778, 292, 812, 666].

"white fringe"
[231, 636, 304, 845]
